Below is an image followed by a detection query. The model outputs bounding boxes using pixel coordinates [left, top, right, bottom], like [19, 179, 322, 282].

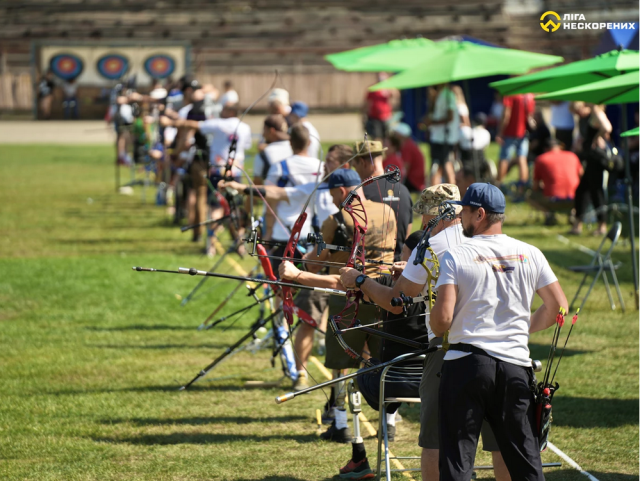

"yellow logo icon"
[540, 11, 561, 32]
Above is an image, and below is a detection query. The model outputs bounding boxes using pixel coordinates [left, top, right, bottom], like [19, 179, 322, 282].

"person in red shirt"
[364, 73, 395, 140]
[528, 138, 583, 225]
[382, 135, 406, 182]
[391, 122, 426, 192]
[497, 93, 535, 184]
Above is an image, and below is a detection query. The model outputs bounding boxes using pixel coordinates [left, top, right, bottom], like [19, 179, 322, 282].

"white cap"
[268, 88, 290, 106]
[392, 122, 412, 137]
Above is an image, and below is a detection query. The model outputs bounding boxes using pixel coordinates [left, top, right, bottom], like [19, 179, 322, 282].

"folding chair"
[375, 353, 424, 481]
[568, 221, 625, 312]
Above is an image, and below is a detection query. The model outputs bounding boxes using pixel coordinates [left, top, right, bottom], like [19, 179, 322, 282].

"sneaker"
[293, 373, 308, 392]
[320, 421, 351, 443]
[377, 424, 396, 442]
[339, 457, 375, 479]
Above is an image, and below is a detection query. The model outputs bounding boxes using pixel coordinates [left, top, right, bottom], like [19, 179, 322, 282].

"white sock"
[386, 412, 396, 426]
[335, 408, 348, 430]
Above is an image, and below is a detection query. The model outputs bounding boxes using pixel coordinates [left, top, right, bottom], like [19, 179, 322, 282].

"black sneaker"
[320, 420, 352, 443]
[377, 424, 395, 442]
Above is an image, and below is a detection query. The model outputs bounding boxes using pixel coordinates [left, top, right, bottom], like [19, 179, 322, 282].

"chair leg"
[602, 270, 616, 310]
[578, 268, 604, 313]
[570, 273, 589, 312]
[610, 266, 626, 313]
[376, 404, 385, 481]
[383, 405, 392, 481]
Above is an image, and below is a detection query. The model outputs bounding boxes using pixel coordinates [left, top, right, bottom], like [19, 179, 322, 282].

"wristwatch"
[355, 274, 369, 289]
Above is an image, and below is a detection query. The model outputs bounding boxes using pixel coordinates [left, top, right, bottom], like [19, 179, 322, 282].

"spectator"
[528, 139, 583, 225]
[572, 101, 593, 154]
[571, 104, 614, 236]
[451, 85, 470, 127]
[382, 135, 406, 182]
[487, 91, 503, 139]
[456, 113, 495, 194]
[38, 70, 55, 120]
[496, 93, 535, 184]
[364, 73, 394, 140]
[288, 101, 321, 159]
[268, 88, 291, 116]
[391, 123, 425, 193]
[218, 80, 239, 107]
[550, 101, 575, 150]
[62, 78, 79, 120]
[528, 111, 552, 164]
[253, 114, 293, 185]
[427, 83, 458, 185]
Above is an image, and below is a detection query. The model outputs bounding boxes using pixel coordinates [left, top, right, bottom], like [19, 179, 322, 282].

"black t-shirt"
[363, 179, 413, 262]
[374, 275, 429, 363]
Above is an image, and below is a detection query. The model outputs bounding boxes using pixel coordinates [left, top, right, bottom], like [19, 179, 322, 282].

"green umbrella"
[621, 126, 639, 137]
[324, 38, 434, 72]
[490, 49, 639, 95]
[535, 71, 638, 104]
[369, 41, 562, 91]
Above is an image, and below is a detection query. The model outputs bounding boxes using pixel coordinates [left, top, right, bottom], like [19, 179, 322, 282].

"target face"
[49, 54, 84, 81]
[96, 54, 129, 80]
[144, 55, 176, 79]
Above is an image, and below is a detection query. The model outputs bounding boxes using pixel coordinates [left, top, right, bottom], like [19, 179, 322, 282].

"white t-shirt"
[253, 141, 294, 179]
[198, 117, 252, 176]
[266, 155, 323, 241]
[302, 120, 321, 159]
[402, 223, 466, 340]
[178, 104, 193, 119]
[219, 89, 239, 107]
[436, 234, 558, 367]
[459, 125, 492, 151]
[429, 87, 459, 145]
[284, 182, 339, 229]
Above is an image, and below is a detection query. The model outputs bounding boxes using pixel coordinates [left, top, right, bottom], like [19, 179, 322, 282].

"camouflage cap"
[413, 183, 462, 215]
[354, 140, 388, 157]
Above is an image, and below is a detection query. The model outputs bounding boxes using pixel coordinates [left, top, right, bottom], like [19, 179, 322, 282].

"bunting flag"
[144, 54, 176, 79]
[96, 54, 129, 80]
[49, 53, 84, 80]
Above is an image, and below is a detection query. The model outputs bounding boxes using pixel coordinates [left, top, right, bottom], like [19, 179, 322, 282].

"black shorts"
[430, 143, 453, 165]
[439, 352, 543, 480]
[357, 357, 421, 413]
[365, 118, 388, 140]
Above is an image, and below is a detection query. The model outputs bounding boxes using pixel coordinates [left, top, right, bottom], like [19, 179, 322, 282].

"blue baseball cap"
[450, 183, 505, 213]
[290, 101, 309, 118]
[327, 169, 361, 189]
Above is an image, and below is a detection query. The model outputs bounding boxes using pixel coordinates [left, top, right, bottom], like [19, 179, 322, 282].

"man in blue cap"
[429, 183, 568, 480]
[289, 101, 321, 159]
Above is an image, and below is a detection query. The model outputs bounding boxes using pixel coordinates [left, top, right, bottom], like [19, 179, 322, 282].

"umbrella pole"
[621, 111, 639, 309]
[463, 80, 481, 181]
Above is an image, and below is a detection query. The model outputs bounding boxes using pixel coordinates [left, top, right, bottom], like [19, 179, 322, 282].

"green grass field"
[0, 144, 638, 480]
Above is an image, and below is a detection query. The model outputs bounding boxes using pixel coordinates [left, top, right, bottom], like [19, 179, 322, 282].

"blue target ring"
[49, 54, 84, 81]
[144, 55, 176, 79]
[96, 54, 129, 80]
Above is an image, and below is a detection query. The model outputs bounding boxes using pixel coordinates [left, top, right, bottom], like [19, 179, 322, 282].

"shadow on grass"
[543, 248, 636, 285]
[235, 478, 333, 481]
[92, 432, 319, 445]
[88, 343, 230, 350]
[85, 325, 195, 331]
[545, 470, 638, 480]
[399, 396, 638, 429]
[553, 396, 639, 428]
[101, 415, 308, 426]
[46, 383, 252, 395]
[529, 342, 591, 361]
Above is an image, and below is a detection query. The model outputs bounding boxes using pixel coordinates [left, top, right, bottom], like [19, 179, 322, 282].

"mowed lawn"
[0, 144, 637, 481]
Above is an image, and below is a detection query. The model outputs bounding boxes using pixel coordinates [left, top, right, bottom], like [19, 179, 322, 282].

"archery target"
[49, 53, 84, 81]
[144, 55, 176, 79]
[96, 54, 129, 80]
